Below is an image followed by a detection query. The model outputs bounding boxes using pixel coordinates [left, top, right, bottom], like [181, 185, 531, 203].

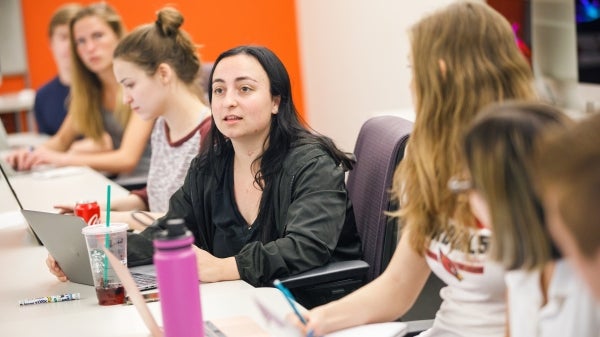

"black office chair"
[280, 115, 417, 308]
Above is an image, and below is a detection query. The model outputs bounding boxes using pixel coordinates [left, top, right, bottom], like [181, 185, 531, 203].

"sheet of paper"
[253, 295, 406, 337]
[325, 322, 407, 337]
[209, 316, 270, 337]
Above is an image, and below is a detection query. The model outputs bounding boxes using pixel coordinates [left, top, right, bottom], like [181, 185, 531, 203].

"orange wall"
[5, 0, 304, 115]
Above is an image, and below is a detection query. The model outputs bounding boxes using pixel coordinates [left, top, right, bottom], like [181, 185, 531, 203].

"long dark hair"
[201, 45, 354, 241]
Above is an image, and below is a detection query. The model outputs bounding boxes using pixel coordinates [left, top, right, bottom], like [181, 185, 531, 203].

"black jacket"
[128, 142, 362, 286]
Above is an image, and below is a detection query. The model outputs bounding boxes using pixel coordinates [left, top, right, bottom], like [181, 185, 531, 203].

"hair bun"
[155, 7, 183, 37]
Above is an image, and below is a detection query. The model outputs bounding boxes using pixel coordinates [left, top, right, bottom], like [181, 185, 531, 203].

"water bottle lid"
[154, 218, 191, 241]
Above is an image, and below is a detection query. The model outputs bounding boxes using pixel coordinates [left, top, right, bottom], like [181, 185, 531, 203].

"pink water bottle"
[153, 218, 204, 337]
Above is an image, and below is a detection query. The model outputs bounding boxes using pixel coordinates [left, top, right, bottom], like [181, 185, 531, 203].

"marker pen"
[18, 292, 81, 306]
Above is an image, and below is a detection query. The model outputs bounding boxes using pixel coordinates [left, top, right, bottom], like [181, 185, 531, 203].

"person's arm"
[67, 133, 114, 154]
[293, 231, 432, 336]
[236, 152, 355, 286]
[4, 113, 78, 170]
[42, 113, 79, 151]
[28, 113, 154, 174]
[192, 246, 240, 282]
[111, 193, 148, 212]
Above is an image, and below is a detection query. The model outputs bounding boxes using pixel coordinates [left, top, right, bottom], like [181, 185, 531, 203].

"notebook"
[254, 295, 407, 337]
[21, 209, 157, 290]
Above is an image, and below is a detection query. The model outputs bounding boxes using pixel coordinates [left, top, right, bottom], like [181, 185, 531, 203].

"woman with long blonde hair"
[292, 2, 536, 336]
[6, 3, 153, 180]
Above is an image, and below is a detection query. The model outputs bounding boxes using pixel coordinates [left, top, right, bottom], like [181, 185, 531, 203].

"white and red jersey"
[506, 259, 600, 337]
[419, 224, 507, 337]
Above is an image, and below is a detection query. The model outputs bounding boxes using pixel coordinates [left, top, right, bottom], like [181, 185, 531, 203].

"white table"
[0, 242, 300, 337]
[0, 166, 129, 213]
[0, 168, 303, 337]
[0, 165, 409, 337]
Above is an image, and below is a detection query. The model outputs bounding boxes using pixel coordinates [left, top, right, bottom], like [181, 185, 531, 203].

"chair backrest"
[347, 115, 412, 281]
[200, 62, 214, 95]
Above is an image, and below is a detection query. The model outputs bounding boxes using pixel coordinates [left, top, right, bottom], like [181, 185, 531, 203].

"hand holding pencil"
[273, 279, 314, 337]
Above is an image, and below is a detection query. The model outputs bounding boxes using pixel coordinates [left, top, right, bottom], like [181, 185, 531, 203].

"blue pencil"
[273, 279, 307, 325]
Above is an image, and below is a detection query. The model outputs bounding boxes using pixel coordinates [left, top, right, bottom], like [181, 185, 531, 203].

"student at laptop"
[48, 45, 362, 287]
[462, 102, 599, 336]
[34, 3, 81, 136]
[53, 7, 211, 231]
[4, 3, 153, 180]
[290, 3, 536, 337]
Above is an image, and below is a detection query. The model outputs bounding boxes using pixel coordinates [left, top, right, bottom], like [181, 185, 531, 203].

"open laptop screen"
[0, 162, 42, 244]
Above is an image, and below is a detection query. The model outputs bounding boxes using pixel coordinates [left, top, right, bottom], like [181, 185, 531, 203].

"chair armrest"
[279, 260, 369, 289]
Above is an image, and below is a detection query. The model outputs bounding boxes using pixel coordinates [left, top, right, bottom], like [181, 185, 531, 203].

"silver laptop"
[1, 160, 157, 289]
[22, 210, 157, 290]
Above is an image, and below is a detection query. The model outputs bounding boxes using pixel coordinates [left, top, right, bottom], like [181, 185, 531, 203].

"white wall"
[295, 0, 459, 152]
[296, 0, 600, 151]
[0, 0, 28, 77]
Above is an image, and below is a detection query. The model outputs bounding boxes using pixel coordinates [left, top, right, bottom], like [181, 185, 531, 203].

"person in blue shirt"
[34, 3, 81, 135]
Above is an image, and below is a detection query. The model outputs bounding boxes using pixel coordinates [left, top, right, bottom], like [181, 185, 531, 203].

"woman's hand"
[45, 254, 68, 282]
[54, 204, 75, 215]
[6, 147, 68, 171]
[4, 148, 35, 171]
[192, 246, 240, 283]
[26, 147, 68, 168]
[287, 305, 331, 337]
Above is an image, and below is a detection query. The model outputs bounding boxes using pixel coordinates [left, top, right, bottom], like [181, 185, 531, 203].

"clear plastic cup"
[81, 223, 128, 305]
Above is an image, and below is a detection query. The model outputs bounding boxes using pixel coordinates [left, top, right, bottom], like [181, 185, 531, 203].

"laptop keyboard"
[204, 321, 227, 337]
[130, 272, 157, 291]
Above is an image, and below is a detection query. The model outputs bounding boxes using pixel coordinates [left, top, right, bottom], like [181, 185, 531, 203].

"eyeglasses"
[447, 176, 473, 194]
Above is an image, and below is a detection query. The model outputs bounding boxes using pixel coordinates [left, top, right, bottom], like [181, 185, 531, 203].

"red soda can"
[74, 201, 101, 226]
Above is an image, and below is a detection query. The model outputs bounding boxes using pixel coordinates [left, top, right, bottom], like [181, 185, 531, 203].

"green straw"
[103, 185, 111, 286]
